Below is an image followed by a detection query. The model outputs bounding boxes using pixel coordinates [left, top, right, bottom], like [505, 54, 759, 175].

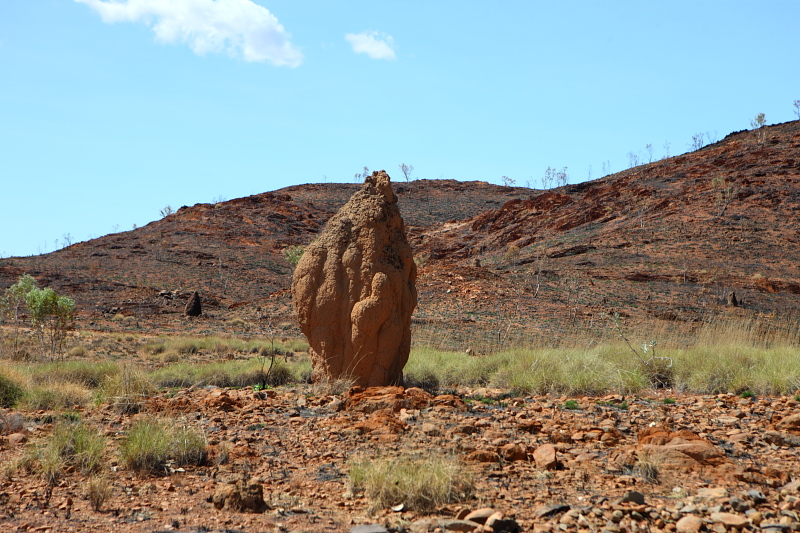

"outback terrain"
[1, 120, 800, 533]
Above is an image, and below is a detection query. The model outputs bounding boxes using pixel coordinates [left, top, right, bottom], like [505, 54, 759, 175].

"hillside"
[1, 121, 799, 344]
[412, 121, 800, 345]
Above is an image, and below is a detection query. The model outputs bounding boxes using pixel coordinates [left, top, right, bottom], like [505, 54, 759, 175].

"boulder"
[184, 291, 202, 317]
[292, 171, 417, 387]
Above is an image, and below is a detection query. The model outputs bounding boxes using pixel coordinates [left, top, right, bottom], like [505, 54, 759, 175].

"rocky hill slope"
[1, 122, 798, 342]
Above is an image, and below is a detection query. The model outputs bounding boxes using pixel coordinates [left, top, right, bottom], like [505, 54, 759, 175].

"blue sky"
[1, 0, 798, 258]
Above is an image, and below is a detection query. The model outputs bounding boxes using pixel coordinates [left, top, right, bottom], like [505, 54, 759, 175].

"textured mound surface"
[292, 171, 417, 386]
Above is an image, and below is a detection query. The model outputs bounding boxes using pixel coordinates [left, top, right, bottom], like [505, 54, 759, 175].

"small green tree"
[1, 273, 37, 356]
[25, 287, 75, 360]
[284, 245, 306, 268]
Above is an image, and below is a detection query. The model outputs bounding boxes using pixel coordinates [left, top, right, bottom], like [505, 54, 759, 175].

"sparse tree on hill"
[662, 141, 671, 160]
[1, 273, 37, 357]
[750, 113, 767, 143]
[160, 205, 174, 218]
[25, 286, 75, 360]
[399, 163, 414, 182]
[646, 144, 654, 163]
[750, 112, 766, 129]
[690, 133, 705, 151]
[501, 176, 516, 187]
[794, 100, 800, 119]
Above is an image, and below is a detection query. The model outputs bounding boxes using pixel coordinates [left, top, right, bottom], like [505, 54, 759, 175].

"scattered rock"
[532, 443, 558, 470]
[464, 507, 496, 524]
[211, 475, 268, 513]
[350, 525, 389, 533]
[676, 514, 705, 533]
[467, 450, 501, 463]
[292, 171, 417, 387]
[7, 432, 27, 446]
[617, 490, 646, 505]
[709, 512, 748, 528]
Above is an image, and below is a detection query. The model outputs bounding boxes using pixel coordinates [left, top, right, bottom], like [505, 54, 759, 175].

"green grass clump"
[99, 365, 157, 414]
[149, 358, 297, 389]
[119, 417, 206, 476]
[563, 399, 579, 410]
[348, 453, 474, 512]
[0, 370, 25, 408]
[21, 382, 92, 411]
[31, 422, 105, 484]
[29, 360, 119, 388]
[662, 397, 676, 404]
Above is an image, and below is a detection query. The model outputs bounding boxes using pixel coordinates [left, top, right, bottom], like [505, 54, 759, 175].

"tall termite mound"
[291, 171, 417, 386]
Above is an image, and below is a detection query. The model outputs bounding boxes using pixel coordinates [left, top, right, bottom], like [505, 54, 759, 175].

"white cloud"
[345, 31, 396, 60]
[74, 0, 302, 67]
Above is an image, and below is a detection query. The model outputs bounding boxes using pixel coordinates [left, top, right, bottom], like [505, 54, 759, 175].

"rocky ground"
[2, 384, 800, 533]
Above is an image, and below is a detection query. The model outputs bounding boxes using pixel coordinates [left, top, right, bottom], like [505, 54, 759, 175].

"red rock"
[467, 450, 501, 463]
[709, 512, 748, 528]
[532, 443, 558, 470]
[676, 515, 704, 533]
[464, 508, 496, 524]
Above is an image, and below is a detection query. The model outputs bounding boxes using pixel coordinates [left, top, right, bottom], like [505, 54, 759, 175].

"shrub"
[284, 245, 305, 267]
[1, 274, 37, 356]
[563, 399, 579, 410]
[348, 453, 474, 512]
[26, 287, 75, 360]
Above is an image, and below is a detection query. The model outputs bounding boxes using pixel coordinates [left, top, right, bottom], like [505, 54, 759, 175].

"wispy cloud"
[75, 0, 303, 67]
[345, 31, 396, 60]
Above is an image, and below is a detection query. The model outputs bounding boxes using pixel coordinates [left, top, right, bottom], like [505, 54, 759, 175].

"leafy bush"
[25, 286, 75, 360]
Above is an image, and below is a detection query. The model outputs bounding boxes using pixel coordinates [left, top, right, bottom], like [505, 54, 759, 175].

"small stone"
[467, 450, 501, 463]
[7, 433, 27, 446]
[422, 422, 442, 436]
[535, 504, 570, 519]
[729, 496, 750, 513]
[710, 512, 748, 528]
[465, 508, 496, 524]
[749, 512, 764, 526]
[533, 443, 558, 470]
[676, 515, 704, 533]
[438, 519, 483, 532]
[697, 488, 729, 500]
[619, 491, 646, 505]
[350, 526, 389, 533]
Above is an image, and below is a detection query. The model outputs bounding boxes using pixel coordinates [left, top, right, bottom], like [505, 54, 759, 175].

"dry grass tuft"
[348, 453, 474, 513]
